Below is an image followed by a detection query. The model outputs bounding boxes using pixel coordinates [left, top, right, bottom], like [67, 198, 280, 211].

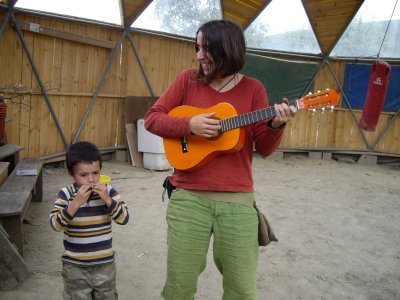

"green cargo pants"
[162, 189, 259, 300]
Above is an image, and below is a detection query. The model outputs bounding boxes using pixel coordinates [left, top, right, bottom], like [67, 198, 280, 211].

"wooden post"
[2, 213, 24, 256]
[32, 166, 43, 202]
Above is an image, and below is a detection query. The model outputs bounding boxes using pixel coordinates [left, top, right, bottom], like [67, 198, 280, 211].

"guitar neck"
[220, 99, 298, 132]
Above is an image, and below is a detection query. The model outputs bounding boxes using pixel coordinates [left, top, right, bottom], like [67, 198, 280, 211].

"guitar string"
[222, 99, 298, 131]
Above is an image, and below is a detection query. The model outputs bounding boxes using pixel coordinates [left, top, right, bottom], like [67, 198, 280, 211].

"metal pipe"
[370, 106, 400, 149]
[301, 59, 325, 96]
[10, 11, 69, 149]
[326, 60, 372, 150]
[8, 0, 19, 8]
[0, 9, 10, 37]
[330, 57, 400, 63]
[219, 0, 224, 20]
[126, 33, 155, 96]
[129, 27, 195, 44]
[119, 0, 126, 27]
[247, 47, 323, 60]
[72, 28, 129, 144]
[0, 0, 18, 36]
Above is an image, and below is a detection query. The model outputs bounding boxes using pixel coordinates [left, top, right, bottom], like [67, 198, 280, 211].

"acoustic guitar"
[163, 89, 340, 171]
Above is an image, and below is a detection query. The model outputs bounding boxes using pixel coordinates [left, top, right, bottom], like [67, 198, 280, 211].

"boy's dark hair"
[195, 20, 246, 84]
[66, 141, 102, 173]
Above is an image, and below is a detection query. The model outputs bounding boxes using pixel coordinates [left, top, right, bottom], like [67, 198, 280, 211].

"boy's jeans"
[62, 261, 118, 300]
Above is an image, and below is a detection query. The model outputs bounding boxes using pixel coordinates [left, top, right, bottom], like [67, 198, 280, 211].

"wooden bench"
[0, 161, 10, 186]
[0, 158, 43, 256]
[0, 225, 29, 291]
[0, 144, 24, 175]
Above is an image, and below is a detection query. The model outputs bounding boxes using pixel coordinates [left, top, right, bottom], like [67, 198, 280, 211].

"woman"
[144, 20, 297, 300]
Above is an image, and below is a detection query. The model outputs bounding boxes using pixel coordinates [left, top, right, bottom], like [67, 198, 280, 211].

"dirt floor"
[1, 153, 399, 300]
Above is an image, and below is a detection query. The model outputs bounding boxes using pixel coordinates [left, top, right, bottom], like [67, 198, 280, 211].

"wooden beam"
[15, 20, 115, 49]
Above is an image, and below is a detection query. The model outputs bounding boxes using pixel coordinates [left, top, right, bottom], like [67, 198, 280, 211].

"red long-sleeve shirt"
[144, 69, 285, 192]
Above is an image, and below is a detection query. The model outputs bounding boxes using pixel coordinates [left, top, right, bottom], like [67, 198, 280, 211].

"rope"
[377, 0, 399, 58]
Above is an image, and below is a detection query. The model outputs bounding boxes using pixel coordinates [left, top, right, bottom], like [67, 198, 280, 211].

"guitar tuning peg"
[312, 108, 316, 113]
[321, 107, 325, 112]
[330, 106, 335, 111]
[325, 88, 330, 91]
[317, 90, 321, 93]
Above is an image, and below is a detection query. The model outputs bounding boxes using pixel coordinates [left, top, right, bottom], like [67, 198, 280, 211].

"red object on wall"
[359, 60, 391, 131]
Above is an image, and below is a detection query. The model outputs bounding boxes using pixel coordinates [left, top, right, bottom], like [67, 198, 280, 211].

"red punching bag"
[359, 60, 391, 131]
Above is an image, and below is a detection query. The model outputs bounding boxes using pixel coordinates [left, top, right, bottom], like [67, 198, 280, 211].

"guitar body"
[163, 103, 246, 171]
[163, 90, 340, 171]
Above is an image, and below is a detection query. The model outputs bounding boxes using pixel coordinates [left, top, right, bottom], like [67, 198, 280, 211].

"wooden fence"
[0, 13, 399, 159]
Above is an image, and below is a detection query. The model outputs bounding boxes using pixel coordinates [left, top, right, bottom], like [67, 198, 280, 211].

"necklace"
[216, 73, 237, 92]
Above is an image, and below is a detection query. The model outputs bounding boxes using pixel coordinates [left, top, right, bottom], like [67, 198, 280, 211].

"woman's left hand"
[271, 98, 297, 128]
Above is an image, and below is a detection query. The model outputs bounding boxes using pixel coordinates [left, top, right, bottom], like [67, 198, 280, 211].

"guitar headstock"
[298, 89, 340, 111]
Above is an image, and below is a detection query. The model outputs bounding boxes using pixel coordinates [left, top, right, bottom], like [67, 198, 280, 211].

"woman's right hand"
[189, 112, 221, 138]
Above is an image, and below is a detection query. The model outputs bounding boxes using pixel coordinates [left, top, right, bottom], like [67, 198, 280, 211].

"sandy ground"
[1, 153, 399, 300]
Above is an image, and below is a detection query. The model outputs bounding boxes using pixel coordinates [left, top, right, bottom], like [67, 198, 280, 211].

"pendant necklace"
[216, 73, 237, 92]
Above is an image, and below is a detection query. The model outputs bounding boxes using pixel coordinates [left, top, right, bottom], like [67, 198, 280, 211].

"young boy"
[50, 141, 129, 299]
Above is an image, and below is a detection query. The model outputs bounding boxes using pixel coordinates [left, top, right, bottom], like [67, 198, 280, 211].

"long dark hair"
[195, 20, 246, 83]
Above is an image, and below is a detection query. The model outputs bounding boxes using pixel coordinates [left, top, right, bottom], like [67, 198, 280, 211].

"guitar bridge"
[180, 136, 188, 153]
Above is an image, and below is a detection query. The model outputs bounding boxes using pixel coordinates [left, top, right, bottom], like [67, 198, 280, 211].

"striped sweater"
[50, 182, 129, 266]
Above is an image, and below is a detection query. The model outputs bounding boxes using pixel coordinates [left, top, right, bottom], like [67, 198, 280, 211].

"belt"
[181, 188, 254, 207]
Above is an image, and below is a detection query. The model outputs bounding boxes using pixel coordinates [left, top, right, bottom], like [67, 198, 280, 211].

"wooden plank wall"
[0, 13, 399, 159]
[0, 14, 196, 159]
[281, 62, 400, 154]
[1, 15, 130, 158]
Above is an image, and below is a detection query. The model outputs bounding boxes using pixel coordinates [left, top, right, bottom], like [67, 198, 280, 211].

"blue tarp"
[343, 63, 400, 112]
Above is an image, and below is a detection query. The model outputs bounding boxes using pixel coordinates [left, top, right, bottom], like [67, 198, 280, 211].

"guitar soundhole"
[208, 133, 222, 141]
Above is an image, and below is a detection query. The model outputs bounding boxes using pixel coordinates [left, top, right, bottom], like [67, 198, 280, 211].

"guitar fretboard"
[220, 99, 298, 132]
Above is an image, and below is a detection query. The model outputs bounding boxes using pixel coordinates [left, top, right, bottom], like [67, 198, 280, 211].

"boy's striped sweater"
[50, 183, 129, 266]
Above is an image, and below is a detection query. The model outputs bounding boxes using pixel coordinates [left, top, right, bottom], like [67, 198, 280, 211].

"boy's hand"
[91, 182, 112, 207]
[67, 184, 92, 216]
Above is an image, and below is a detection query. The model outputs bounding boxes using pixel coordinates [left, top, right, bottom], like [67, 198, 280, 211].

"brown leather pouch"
[254, 202, 278, 246]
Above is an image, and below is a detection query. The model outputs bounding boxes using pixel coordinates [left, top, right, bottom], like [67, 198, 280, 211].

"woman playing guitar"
[144, 20, 297, 300]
